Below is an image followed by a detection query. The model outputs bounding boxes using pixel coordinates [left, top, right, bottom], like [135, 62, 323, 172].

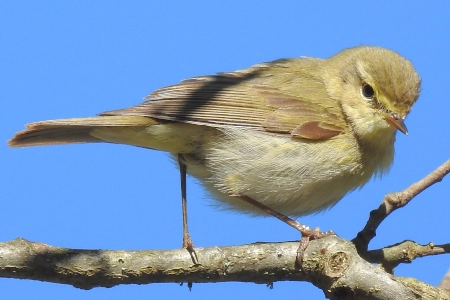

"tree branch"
[0, 237, 305, 289]
[365, 241, 450, 273]
[353, 159, 450, 253]
[440, 268, 450, 293]
[2, 160, 449, 299]
[0, 237, 449, 299]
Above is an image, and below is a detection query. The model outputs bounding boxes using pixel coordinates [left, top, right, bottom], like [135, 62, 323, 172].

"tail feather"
[8, 116, 158, 148]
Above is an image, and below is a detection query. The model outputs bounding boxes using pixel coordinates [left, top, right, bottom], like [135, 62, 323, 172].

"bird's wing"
[101, 58, 347, 140]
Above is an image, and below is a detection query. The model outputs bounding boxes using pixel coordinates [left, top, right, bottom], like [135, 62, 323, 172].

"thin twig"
[353, 159, 450, 253]
[363, 240, 450, 273]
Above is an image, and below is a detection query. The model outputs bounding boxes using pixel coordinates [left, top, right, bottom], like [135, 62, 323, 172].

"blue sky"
[1, 2, 449, 299]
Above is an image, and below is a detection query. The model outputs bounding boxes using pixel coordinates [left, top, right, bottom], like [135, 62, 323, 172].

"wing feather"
[101, 58, 348, 140]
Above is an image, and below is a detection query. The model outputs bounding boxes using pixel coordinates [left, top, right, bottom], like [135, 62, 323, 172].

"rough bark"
[0, 236, 449, 299]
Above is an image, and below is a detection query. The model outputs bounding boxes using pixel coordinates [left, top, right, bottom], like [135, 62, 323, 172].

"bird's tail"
[8, 116, 158, 148]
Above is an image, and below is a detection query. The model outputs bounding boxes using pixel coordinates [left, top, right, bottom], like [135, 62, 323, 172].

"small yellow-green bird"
[9, 46, 421, 247]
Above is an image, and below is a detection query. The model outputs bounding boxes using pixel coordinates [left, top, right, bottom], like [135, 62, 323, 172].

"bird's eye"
[361, 83, 375, 100]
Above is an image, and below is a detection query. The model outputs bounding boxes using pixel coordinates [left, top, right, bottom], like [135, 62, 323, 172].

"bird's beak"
[385, 113, 408, 135]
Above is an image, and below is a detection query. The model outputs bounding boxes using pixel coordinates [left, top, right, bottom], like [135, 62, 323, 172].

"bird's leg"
[178, 155, 198, 263]
[234, 194, 335, 264]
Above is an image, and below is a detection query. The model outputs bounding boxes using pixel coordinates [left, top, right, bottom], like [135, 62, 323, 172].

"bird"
[9, 46, 421, 252]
